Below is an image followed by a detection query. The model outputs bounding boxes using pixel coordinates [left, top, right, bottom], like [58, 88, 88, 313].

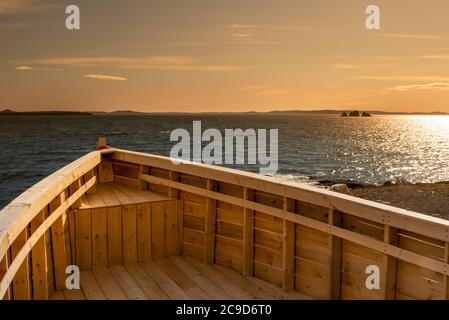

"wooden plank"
[242, 188, 254, 276]
[216, 221, 243, 240]
[183, 228, 205, 247]
[183, 242, 204, 260]
[97, 183, 121, 207]
[399, 232, 444, 261]
[204, 180, 217, 264]
[217, 202, 244, 225]
[183, 201, 206, 218]
[69, 178, 82, 209]
[255, 229, 282, 251]
[155, 258, 210, 299]
[178, 200, 184, 255]
[124, 263, 169, 299]
[98, 159, 114, 183]
[50, 193, 67, 290]
[64, 207, 72, 266]
[254, 261, 283, 287]
[110, 265, 148, 300]
[138, 165, 150, 191]
[75, 209, 92, 270]
[396, 262, 443, 300]
[137, 204, 152, 262]
[184, 215, 205, 231]
[444, 242, 449, 299]
[107, 206, 123, 266]
[63, 289, 86, 300]
[122, 205, 138, 264]
[11, 229, 30, 300]
[170, 256, 233, 300]
[0, 253, 10, 300]
[165, 200, 179, 256]
[84, 169, 97, 194]
[185, 256, 254, 300]
[151, 202, 166, 259]
[44, 207, 55, 297]
[247, 273, 311, 300]
[92, 208, 108, 268]
[215, 236, 243, 272]
[168, 171, 179, 198]
[328, 209, 342, 300]
[383, 225, 398, 300]
[49, 291, 65, 300]
[255, 212, 283, 234]
[80, 270, 107, 300]
[343, 214, 384, 240]
[295, 257, 329, 298]
[92, 268, 127, 300]
[214, 263, 271, 299]
[218, 182, 243, 198]
[255, 245, 283, 269]
[30, 210, 48, 300]
[140, 260, 190, 300]
[283, 197, 295, 291]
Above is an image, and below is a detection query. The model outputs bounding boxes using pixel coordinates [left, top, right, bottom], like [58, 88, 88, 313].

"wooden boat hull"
[1, 147, 449, 300]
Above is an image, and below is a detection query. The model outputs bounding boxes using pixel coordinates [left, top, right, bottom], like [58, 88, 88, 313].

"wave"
[271, 174, 318, 186]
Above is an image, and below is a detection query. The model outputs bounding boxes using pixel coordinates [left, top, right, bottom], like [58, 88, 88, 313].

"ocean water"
[1, 114, 449, 209]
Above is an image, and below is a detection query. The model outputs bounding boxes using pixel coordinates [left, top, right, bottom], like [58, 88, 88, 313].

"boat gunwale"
[110, 148, 449, 239]
[0, 150, 102, 261]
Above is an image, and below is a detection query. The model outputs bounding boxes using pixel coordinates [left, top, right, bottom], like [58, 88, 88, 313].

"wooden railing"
[109, 148, 449, 300]
[0, 150, 103, 300]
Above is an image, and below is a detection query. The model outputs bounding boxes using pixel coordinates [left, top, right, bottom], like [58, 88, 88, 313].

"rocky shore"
[320, 180, 449, 219]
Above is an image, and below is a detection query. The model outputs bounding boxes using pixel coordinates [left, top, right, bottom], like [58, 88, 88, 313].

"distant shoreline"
[0, 110, 92, 116]
[1, 109, 448, 116]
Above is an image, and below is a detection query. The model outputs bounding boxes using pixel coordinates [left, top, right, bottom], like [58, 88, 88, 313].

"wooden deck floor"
[79, 182, 171, 210]
[50, 256, 311, 300]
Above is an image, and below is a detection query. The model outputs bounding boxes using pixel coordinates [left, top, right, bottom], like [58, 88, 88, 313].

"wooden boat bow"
[1, 145, 449, 300]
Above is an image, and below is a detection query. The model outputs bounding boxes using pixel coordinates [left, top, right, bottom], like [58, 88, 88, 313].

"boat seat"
[77, 182, 172, 210]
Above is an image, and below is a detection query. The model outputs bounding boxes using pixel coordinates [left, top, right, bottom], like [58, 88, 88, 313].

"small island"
[341, 110, 371, 117]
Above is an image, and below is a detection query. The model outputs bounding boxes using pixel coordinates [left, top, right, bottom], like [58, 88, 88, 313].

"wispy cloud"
[30, 55, 249, 72]
[228, 24, 252, 29]
[378, 33, 446, 40]
[388, 83, 449, 92]
[227, 23, 310, 41]
[84, 74, 127, 81]
[369, 56, 404, 60]
[232, 33, 253, 40]
[419, 55, 449, 60]
[332, 64, 359, 69]
[355, 75, 449, 81]
[33, 56, 134, 67]
[230, 24, 310, 31]
[15, 66, 33, 71]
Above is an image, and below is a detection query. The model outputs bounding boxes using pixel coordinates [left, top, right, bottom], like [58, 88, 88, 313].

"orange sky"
[2, 0, 449, 112]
